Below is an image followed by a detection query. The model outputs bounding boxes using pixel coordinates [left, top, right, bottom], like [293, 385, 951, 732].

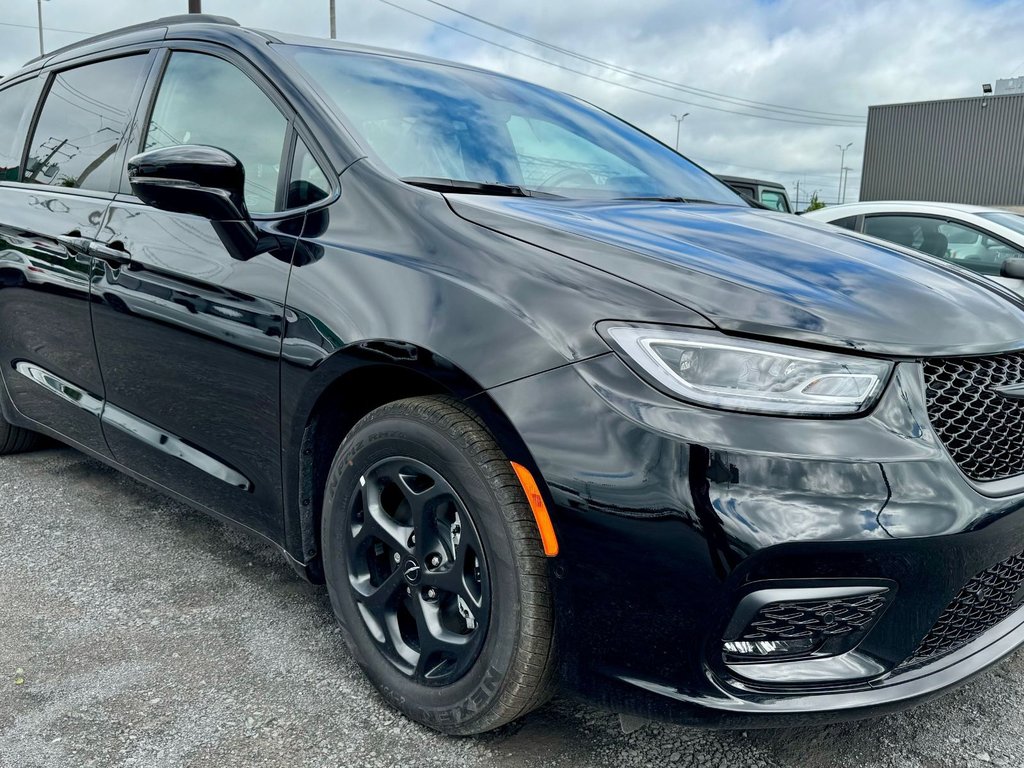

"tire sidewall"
[323, 415, 523, 731]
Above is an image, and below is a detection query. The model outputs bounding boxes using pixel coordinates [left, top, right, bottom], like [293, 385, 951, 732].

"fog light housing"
[723, 584, 893, 663]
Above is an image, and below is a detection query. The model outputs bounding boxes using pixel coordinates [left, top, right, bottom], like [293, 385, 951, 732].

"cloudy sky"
[3, 0, 1023, 205]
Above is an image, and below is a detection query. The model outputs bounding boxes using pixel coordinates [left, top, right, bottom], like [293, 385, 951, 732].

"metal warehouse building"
[860, 91, 1024, 207]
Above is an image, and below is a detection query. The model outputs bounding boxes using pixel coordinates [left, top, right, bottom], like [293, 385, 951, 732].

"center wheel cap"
[403, 558, 422, 585]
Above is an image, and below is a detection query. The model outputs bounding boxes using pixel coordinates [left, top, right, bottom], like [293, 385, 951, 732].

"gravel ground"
[4, 446, 1024, 767]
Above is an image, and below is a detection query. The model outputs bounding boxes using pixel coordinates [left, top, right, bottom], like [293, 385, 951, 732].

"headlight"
[604, 326, 892, 416]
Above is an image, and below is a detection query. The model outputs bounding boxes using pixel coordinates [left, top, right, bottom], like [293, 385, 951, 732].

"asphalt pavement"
[3, 446, 1024, 767]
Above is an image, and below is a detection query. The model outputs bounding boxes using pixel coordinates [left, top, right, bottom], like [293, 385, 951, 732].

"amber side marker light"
[510, 461, 559, 557]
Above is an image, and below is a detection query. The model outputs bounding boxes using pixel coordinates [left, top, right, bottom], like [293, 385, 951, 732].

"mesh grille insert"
[738, 593, 889, 642]
[923, 353, 1024, 482]
[906, 551, 1024, 666]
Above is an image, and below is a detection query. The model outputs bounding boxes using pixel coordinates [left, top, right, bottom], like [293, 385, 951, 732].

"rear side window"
[0, 79, 39, 182]
[831, 215, 860, 231]
[25, 55, 149, 192]
[144, 52, 288, 213]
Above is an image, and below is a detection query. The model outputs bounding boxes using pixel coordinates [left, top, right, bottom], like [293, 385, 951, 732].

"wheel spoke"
[410, 597, 473, 679]
[352, 564, 404, 614]
[354, 479, 410, 554]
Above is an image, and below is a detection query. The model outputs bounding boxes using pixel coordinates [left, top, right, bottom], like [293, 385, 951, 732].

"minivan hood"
[449, 197, 1024, 356]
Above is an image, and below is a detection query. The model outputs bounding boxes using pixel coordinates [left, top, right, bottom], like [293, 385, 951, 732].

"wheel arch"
[281, 340, 549, 581]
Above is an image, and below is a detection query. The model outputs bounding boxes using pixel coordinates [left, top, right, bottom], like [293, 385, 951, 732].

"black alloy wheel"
[322, 396, 556, 734]
[347, 455, 490, 685]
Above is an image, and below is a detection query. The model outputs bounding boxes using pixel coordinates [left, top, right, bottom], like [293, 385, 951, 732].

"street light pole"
[836, 143, 852, 204]
[672, 113, 689, 151]
[330, 0, 337, 38]
[188, 0, 202, 13]
[841, 166, 852, 203]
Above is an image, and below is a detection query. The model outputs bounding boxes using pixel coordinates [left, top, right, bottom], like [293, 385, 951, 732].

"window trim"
[129, 42, 340, 219]
[16, 48, 156, 199]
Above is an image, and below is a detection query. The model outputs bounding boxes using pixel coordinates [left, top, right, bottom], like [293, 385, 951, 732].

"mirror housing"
[128, 145, 269, 260]
[128, 145, 250, 222]
[1001, 258, 1024, 279]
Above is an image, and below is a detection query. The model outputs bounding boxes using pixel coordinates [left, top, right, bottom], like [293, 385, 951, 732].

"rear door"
[89, 46, 313, 540]
[0, 53, 153, 456]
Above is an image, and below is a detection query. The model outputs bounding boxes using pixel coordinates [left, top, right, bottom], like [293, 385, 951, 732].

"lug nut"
[427, 553, 442, 568]
[393, 552, 401, 564]
[425, 587, 438, 601]
[408, 533, 416, 547]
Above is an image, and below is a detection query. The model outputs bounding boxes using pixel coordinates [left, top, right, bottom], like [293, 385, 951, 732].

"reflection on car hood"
[448, 196, 1024, 356]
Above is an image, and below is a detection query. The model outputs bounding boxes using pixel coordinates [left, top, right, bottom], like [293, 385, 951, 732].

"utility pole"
[794, 180, 801, 212]
[36, 0, 45, 56]
[188, 0, 202, 13]
[330, 0, 337, 38]
[835, 143, 852, 204]
[672, 113, 689, 151]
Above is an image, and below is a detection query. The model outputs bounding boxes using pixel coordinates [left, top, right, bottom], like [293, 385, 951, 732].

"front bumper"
[482, 352, 1024, 726]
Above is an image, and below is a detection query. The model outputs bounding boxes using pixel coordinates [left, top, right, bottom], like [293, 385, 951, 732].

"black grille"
[906, 551, 1024, 665]
[923, 353, 1024, 482]
[739, 593, 890, 642]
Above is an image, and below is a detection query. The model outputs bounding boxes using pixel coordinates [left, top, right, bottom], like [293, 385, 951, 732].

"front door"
[89, 49, 304, 540]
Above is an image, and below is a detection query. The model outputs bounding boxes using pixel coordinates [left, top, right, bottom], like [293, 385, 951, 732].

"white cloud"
[3, 0, 1022, 203]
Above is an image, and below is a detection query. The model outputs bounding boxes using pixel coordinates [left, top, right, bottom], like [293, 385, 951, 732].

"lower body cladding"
[481, 352, 1024, 727]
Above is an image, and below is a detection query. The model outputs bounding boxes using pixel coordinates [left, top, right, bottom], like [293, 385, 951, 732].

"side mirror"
[128, 145, 250, 222]
[128, 145, 263, 261]
[1001, 258, 1024, 279]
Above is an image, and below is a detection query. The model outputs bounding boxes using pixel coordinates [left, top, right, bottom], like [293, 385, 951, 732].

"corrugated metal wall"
[860, 93, 1024, 205]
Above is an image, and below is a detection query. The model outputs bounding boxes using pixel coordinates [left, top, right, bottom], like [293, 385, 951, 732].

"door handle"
[55, 234, 92, 253]
[89, 241, 132, 267]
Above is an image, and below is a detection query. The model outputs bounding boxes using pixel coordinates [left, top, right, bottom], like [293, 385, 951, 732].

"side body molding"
[13, 361, 251, 491]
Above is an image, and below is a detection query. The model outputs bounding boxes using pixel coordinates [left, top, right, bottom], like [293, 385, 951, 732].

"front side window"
[286, 137, 330, 208]
[0, 79, 39, 182]
[145, 52, 288, 213]
[864, 214, 1024, 276]
[25, 55, 149, 191]
[759, 189, 789, 212]
[278, 46, 743, 204]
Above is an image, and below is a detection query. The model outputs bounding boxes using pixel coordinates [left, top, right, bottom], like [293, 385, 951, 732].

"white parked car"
[803, 201, 1024, 293]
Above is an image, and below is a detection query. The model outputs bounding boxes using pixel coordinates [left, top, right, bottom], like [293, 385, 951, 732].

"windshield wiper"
[615, 196, 726, 204]
[401, 177, 563, 198]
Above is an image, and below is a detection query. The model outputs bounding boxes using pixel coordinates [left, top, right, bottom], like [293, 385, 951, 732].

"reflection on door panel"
[90, 202, 299, 539]
[0, 188, 111, 455]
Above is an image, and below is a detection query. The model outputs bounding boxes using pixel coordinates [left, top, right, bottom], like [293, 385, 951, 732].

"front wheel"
[322, 396, 555, 734]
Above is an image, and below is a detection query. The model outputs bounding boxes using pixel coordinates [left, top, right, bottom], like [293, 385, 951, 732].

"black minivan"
[6, 15, 1024, 735]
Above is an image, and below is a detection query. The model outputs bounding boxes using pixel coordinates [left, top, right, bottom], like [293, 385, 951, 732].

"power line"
[378, 0, 868, 127]
[0, 20, 95, 36]
[421, 0, 866, 123]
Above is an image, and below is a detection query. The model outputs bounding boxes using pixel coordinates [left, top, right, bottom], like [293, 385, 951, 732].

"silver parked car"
[803, 201, 1024, 294]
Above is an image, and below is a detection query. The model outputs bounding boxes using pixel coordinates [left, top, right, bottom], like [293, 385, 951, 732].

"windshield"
[278, 45, 744, 204]
[978, 211, 1024, 239]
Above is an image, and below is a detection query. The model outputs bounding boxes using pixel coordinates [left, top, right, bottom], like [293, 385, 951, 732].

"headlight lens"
[604, 326, 892, 416]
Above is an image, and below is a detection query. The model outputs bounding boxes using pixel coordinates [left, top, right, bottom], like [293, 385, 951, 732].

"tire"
[0, 413, 41, 455]
[322, 395, 555, 735]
